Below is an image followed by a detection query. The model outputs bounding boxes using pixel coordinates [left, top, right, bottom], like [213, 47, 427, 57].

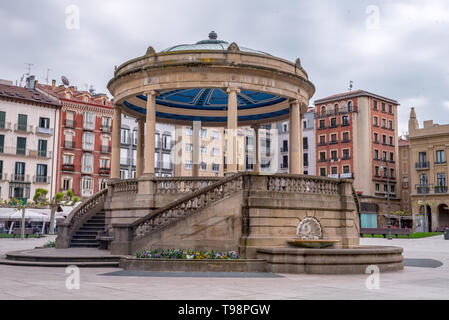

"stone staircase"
[70, 212, 106, 248]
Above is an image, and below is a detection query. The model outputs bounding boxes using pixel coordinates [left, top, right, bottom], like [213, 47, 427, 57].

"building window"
[200, 129, 208, 138]
[212, 130, 220, 140]
[391, 185, 395, 193]
[343, 165, 350, 174]
[62, 178, 72, 191]
[384, 184, 388, 192]
[389, 136, 393, 146]
[373, 100, 378, 110]
[342, 115, 349, 126]
[375, 184, 380, 192]
[419, 174, 428, 186]
[374, 133, 379, 143]
[319, 119, 326, 129]
[120, 170, 128, 180]
[133, 130, 138, 145]
[330, 133, 337, 143]
[186, 127, 193, 135]
[382, 151, 387, 161]
[83, 132, 95, 150]
[162, 135, 172, 150]
[319, 135, 326, 145]
[81, 177, 94, 196]
[388, 105, 393, 114]
[17, 114, 28, 131]
[16, 137, 26, 155]
[382, 135, 387, 144]
[212, 148, 220, 157]
[200, 163, 207, 171]
[100, 179, 108, 190]
[63, 154, 74, 164]
[342, 149, 350, 159]
[100, 158, 110, 169]
[373, 116, 378, 126]
[319, 151, 326, 161]
[388, 120, 393, 130]
[319, 168, 326, 177]
[342, 132, 349, 142]
[436, 150, 446, 164]
[185, 161, 192, 170]
[381, 103, 386, 112]
[186, 144, 193, 152]
[0, 111, 5, 129]
[330, 118, 337, 127]
[375, 166, 380, 177]
[39, 117, 50, 129]
[331, 167, 338, 175]
[201, 146, 207, 154]
[212, 164, 220, 172]
[303, 137, 308, 150]
[38, 139, 48, 157]
[36, 164, 48, 183]
[437, 173, 446, 187]
[331, 150, 338, 161]
[83, 112, 95, 130]
[390, 152, 394, 162]
[374, 149, 379, 160]
[82, 154, 93, 173]
[0, 134, 4, 153]
[121, 128, 130, 144]
[304, 153, 309, 167]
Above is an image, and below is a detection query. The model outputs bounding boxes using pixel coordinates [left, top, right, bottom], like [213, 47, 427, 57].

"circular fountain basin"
[288, 239, 340, 249]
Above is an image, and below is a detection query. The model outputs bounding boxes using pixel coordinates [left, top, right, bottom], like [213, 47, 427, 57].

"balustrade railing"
[154, 177, 221, 194]
[267, 175, 340, 195]
[133, 174, 244, 238]
[63, 189, 108, 227]
[111, 179, 138, 194]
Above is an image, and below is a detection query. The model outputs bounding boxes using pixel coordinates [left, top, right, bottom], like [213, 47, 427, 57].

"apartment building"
[174, 125, 224, 177]
[275, 108, 316, 174]
[0, 78, 60, 203]
[406, 107, 449, 231]
[314, 90, 401, 228]
[37, 80, 114, 199]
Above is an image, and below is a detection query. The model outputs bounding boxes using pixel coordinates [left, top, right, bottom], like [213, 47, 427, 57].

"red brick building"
[314, 90, 401, 228]
[37, 81, 114, 198]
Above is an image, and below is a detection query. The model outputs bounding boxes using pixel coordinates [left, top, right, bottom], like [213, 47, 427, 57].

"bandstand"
[107, 31, 315, 177]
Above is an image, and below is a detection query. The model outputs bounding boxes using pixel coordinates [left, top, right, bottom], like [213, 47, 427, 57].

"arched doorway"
[438, 204, 449, 230]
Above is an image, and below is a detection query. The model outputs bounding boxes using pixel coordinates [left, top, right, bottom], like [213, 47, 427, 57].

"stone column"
[289, 100, 302, 175]
[111, 105, 122, 179]
[251, 124, 260, 173]
[226, 87, 240, 174]
[136, 118, 145, 178]
[143, 91, 156, 176]
[192, 121, 201, 177]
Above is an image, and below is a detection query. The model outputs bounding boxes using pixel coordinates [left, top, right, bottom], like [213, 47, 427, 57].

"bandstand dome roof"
[160, 31, 272, 56]
[109, 31, 315, 127]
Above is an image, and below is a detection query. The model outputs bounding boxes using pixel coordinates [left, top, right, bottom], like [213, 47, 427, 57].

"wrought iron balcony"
[415, 162, 430, 170]
[65, 120, 76, 128]
[101, 125, 112, 133]
[14, 123, 33, 133]
[64, 141, 76, 149]
[101, 145, 111, 153]
[280, 147, 289, 153]
[329, 140, 338, 145]
[62, 164, 75, 172]
[99, 168, 111, 175]
[34, 176, 50, 184]
[340, 173, 354, 179]
[36, 127, 54, 136]
[11, 174, 30, 182]
[434, 186, 448, 194]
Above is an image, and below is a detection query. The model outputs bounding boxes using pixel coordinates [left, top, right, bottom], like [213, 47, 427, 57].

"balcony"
[0, 122, 12, 131]
[34, 176, 50, 184]
[341, 139, 351, 143]
[373, 140, 380, 144]
[65, 120, 76, 128]
[329, 140, 338, 145]
[416, 186, 430, 194]
[64, 141, 76, 149]
[435, 186, 448, 194]
[280, 147, 289, 153]
[342, 156, 351, 160]
[101, 125, 112, 133]
[328, 174, 339, 179]
[30, 150, 52, 159]
[11, 174, 31, 182]
[62, 164, 75, 172]
[435, 161, 447, 165]
[99, 168, 111, 176]
[329, 123, 338, 129]
[318, 125, 327, 130]
[101, 145, 111, 153]
[415, 162, 430, 170]
[341, 121, 350, 127]
[340, 173, 354, 179]
[120, 158, 131, 166]
[83, 121, 95, 131]
[318, 142, 327, 146]
[280, 163, 289, 169]
[14, 123, 33, 133]
[318, 158, 327, 163]
[82, 143, 95, 151]
[36, 127, 54, 136]
[303, 145, 309, 150]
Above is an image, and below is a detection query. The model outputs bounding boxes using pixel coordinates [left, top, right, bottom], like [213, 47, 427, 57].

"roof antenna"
[19, 63, 34, 87]
[348, 80, 353, 91]
[44, 68, 52, 84]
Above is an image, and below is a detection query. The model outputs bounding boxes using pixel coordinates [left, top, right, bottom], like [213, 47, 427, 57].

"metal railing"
[36, 127, 54, 135]
[34, 176, 50, 184]
[64, 141, 76, 149]
[415, 162, 430, 169]
[14, 123, 33, 133]
[65, 120, 76, 128]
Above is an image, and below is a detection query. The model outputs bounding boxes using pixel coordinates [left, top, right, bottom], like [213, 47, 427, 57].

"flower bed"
[136, 249, 239, 260]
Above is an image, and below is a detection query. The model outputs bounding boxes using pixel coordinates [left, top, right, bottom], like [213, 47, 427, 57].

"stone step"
[0, 259, 119, 268]
[72, 235, 97, 240]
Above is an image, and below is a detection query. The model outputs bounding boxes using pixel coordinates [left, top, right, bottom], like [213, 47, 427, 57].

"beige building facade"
[406, 107, 449, 231]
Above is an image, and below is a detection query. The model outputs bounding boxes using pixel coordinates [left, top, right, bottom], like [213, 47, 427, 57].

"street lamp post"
[381, 158, 392, 240]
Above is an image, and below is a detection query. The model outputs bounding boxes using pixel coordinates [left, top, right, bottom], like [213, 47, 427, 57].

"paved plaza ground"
[0, 235, 448, 300]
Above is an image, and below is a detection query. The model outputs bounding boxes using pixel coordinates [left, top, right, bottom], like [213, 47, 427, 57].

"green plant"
[43, 241, 56, 248]
[136, 249, 240, 260]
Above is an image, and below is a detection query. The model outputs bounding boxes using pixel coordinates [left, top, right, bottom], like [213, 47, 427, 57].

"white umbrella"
[9, 209, 49, 222]
[0, 208, 18, 221]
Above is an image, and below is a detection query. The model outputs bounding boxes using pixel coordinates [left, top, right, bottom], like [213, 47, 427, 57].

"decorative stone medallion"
[296, 217, 323, 240]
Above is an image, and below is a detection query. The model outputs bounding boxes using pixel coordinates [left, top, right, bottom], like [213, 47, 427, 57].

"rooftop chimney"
[27, 75, 36, 90]
[52, 79, 56, 90]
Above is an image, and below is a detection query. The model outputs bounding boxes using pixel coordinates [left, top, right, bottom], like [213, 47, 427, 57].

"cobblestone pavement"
[0, 236, 448, 300]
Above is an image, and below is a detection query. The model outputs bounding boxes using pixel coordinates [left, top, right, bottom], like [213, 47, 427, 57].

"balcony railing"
[101, 145, 111, 153]
[329, 140, 338, 145]
[340, 173, 354, 179]
[434, 186, 448, 194]
[101, 125, 112, 133]
[11, 174, 30, 182]
[303, 145, 309, 150]
[318, 158, 327, 163]
[329, 123, 338, 128]
[318, 142, 327, 146]
[341, 139, 351, 143]
[14, 123, 33, 133]
[415, 162, 430, 169]
[280, 163, 289, 169]
[65, 120, 76, 128]
[34, 176, 50, 184]
[62, 164, 75, 172]
[416, 186, 430, 194]
[83, 121, 95, 131]
[341, 121, 350, 127]
[435, 161, 447, 165]
[0, 122, 11, 131]
[64, 141, 76, 149]
[99, 168, 111, 175]
[36, 127, 54, 136]
[82, 143, 95, 151]
[280, 147, 289, 153]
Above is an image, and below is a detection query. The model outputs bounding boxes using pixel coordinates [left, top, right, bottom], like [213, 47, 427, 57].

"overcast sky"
[1, 0, 448, 135]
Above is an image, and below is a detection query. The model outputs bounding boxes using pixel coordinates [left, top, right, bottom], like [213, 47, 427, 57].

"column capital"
[250, 123, 260, 130]
[145, 90, 158, 97]
[226, 87, 241, 94]
[137, 117, 145, 124]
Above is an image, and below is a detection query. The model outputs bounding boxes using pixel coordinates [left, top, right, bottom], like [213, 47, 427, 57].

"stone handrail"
[154, 177, 221, 194]
[266, 174, 340, 195]
[132, 173, 244, 239]
[61, 188, 108, 227]
[110, 179, 138, 194]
